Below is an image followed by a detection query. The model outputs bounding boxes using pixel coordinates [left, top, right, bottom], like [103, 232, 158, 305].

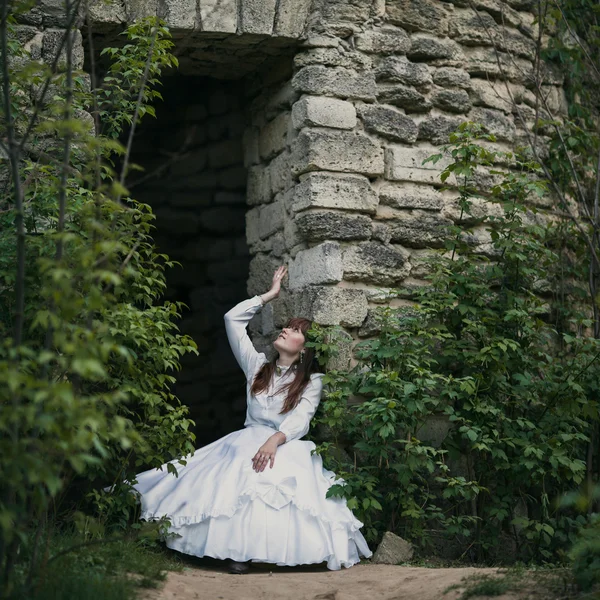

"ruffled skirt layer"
[130, 424, 372, 570]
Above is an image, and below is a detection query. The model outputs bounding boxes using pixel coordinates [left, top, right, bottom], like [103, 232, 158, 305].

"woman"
[130, 265, 373, 573]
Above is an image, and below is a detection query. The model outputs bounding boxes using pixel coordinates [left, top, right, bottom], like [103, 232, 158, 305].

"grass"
[10, 525, 185, 600]
[442, 565, 586, 600]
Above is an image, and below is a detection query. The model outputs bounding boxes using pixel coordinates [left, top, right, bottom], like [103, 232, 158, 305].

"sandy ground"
[139, 559, 541, 600]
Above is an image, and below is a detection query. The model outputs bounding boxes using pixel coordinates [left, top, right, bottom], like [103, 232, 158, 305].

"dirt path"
[139, 561, 539, 600]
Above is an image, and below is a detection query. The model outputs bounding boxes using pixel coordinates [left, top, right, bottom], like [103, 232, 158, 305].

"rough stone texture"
[259, 112, 290, 160]
[359, 105, 418, 143]
[469, 78, 515, 113]
[343, 242, 411, 285]
[258, 201, 285, 239]
[293, 287, 368, 327]
[293, 129, 384, 176]
[294, 48, 371, 71]
[289, 242, 343, 290]
[292, 96, 357, 130]
[385, 146, 452, 185]
[417, 114, 464, 144]
[469, 107, 516, 141]
[377, 84, 432, 113]
[407, 34, 464, 62]
[240, 0, 277, 35]
[293, 172, 379, 214]
[379, 182, 443, 210]
[42, 29, 84, 70]
[355, 27, 412, 54]
[433, 67, 471, 89]
[381, 210, 454, 248]
[296, 210, 373, 241]
[200, 0, 237, 32]
[372, 531, 415, 564]
[431, 88, 472, 113]
[376, 56, 433, 89]
[292, 65, 377, 101]
[274, 0, 313, 37]
[385, 0, 451, 36]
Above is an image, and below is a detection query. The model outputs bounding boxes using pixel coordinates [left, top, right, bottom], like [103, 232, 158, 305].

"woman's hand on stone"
[260, 266, 287, 304]
[252, 440, 279, 472]
[270, 265, 287, 297]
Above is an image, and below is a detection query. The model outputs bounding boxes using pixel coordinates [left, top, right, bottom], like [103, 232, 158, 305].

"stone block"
[292, 129, 384, 176]
[386, 211, 453, 248]
[248, 253, 282, 296]
[449, 8, 536, 60]
[259, 201, 285, 239]
[294, 48, 371, 71]
[463, 47, 533, 84]
[246, 165, 271, 205]
[320, 0, 374, 27]
[407, 34, 464, 62]
[469, 79, 514, 113]
[240, 0, 277, 34]
[293, 172, 378, 214]
[469, 107, 516, 142]
[126, 0, 158, 21]
[200, 0, 237, 33]
[246, 207, 261, 246]
[385, 146, 452, 185]
[39, 0, 85, 27]
[163, 0, 196, 29]
[87, 0, 126, 25]
[274, 0, 312, 37]
[269, 151, 294, 195]
[292, 65, 377, 101]
[358, 105, 418, 143]
[431, 88, 472, 114]
[377, 84, 431, 113]
[289, 242, 343, 290]
[376, 56, 432, 89]
[292, 97, 357, 130]
[355, 27, 411, 54]
[379, 182, 443, 210]
[373, 532, 415, 564]
[259, 112, 291, 160]
[417, 114, 464, 144]
[343, 242, 410, 285]
[385, 0, 450, 35]
[433, 67, 471, 89]
[292, 287, 368, 328]
[42, 29, 84, 70]
[296, 211, 372, 241]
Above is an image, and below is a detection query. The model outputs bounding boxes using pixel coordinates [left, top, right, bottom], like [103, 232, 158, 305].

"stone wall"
[243, 0, 566, 374]
[15, 0, 567, 446]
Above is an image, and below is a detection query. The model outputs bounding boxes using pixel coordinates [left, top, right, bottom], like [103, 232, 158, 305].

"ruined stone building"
[17, 0, 565, 443]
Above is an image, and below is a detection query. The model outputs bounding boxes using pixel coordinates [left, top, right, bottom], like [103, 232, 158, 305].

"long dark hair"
[251, 317, 318, 414]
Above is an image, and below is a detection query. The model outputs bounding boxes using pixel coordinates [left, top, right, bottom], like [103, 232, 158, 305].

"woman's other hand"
[251, 439, 279, 472]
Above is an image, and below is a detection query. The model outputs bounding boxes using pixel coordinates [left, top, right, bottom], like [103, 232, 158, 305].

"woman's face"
[273, 323, 305, 356]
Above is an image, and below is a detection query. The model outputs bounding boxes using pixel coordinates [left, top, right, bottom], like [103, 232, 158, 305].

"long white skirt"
[131, 424, 373, 570]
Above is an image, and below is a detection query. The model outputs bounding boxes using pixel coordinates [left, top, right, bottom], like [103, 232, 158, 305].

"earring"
[300, 350, 305, 364]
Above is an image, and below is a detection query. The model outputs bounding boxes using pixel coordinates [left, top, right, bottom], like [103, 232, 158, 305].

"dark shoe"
[228, 559, 250, 574]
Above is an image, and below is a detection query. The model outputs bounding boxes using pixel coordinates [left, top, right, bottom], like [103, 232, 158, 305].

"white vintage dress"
[129, 296, 373, 570]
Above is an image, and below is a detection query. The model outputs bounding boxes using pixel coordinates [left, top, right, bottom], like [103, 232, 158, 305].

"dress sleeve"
[224, 295, 266, 381]
[278, 374, 324, 443]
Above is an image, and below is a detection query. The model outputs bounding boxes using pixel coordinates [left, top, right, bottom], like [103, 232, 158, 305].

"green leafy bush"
[308, 123, 600, 565]
[0, 11, 196, 596]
